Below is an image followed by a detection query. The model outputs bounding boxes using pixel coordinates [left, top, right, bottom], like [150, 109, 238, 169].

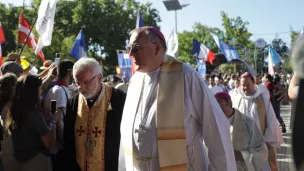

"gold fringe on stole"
[75, 85, 112, 171]
[157, 55, 187, 170]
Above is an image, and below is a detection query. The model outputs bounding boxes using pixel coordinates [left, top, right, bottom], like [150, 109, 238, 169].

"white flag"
[166, 28, 178, 58]
[35, 0, 57, 54]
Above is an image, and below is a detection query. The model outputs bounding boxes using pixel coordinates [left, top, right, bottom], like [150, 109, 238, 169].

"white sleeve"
[263, 96, 284, 148]
[188, 71, 237, 171]
[52, 86, 68, 108]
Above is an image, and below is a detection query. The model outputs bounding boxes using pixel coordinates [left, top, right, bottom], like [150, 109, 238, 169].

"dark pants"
[272, 102, 285, 125]
[52, 150, 65, 171]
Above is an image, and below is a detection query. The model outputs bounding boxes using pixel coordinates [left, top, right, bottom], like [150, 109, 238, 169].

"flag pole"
[18, 15, 38, 58]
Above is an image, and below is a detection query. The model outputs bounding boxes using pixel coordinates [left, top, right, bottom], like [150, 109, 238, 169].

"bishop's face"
[129, 31, 160, 72]
[240, 77, 255, 96]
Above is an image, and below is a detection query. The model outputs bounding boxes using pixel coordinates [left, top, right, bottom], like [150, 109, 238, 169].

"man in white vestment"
[228, 74, 237, 90]
[119, 26, 237, 171]
[255, 75, 270, 99]
[230, 72, 283, 171]
[209, 76, 224, 94]
[215, 92, 270, 171]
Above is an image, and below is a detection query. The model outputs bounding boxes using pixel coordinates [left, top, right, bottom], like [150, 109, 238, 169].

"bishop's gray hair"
[73, 57, 102, 77]
[130, 28, 167, 52]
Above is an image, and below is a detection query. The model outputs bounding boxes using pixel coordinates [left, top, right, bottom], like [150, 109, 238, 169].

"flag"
[35, 0, 57, 54]
[136, 11, 144, 28]
[0, 22, 5, 43]
[191, 39, 201, 57]
[268, 50, 275, 75]
[196, 59, 206, 78]
[191, 39, 216, 64]
[166, 28, 178, 58]
[269, 45, 281, 65]
[70, 29, 87, 60]
[289, 25, 293, 32]
[199, 44, 216, 64]
[18, 12, 45, 61]
[210, 32, 239, 62]
[297, 29, 304, 41]
[117, 51, 133, 82]
[268, 45, 281, 75]
[0, 21, 5, 66]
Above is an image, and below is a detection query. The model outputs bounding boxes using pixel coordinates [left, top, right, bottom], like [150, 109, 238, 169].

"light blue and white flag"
[268, 45, 281, 75]
[70, 29, 87, 60]
[210, 32, 239, 62]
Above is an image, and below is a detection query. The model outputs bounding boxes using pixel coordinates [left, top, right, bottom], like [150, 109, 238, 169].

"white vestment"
[257, 84, 270, 99]
[208, 85, 224, 95]
[119, 64, 237, 171]
[229, 109, 270, 171]
[229, 88, 283, 148]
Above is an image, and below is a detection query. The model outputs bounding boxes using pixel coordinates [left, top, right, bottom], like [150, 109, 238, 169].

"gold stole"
[156, 56, 186, 170]
[234, 93, 278, 171]
[74, 85, 112, 171]
[230, 111, 249, 170]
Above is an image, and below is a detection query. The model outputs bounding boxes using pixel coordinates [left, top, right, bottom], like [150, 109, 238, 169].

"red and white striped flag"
[18, 12, 45, 61]
[0, 21, 6, 66]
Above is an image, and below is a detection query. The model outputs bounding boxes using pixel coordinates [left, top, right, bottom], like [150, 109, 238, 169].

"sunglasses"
[129, 44, 140, 54]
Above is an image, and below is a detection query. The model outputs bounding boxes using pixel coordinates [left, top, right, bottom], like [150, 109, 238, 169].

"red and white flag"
[0, 21, 6, 66]
[18, 12, 45, 61]
[199, 44, 216, 64]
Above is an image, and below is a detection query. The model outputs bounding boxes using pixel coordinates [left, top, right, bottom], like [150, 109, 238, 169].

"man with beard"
[64, 57, 126, 171]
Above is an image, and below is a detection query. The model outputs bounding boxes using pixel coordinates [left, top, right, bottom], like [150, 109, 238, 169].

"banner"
[117, 51, 132, 82]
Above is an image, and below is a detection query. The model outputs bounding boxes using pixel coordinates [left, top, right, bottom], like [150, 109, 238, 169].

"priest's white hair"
[73, 57, 102, 76]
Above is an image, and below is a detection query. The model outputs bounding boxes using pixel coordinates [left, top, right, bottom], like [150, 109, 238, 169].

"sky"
[2, 0, 304, 45]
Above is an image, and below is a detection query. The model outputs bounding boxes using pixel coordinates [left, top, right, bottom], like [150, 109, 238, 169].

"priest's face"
[216, 99, 232, 118]
[255, 77, 262, 85]
[129, 31, 163, 72]
[240, 77, 255, 95]
[74, 68, 102, 99]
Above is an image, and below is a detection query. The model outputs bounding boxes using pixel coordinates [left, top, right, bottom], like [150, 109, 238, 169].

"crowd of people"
[0, 26, 296, 171]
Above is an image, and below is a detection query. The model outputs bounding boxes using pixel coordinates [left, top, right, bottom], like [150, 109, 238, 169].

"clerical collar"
[86, 84, 104, 109]
[229, 109, 235, 119]
[228, 109, 235, 125]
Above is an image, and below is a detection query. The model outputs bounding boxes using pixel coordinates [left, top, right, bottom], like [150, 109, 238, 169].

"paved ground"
[277, 104, 295, 171]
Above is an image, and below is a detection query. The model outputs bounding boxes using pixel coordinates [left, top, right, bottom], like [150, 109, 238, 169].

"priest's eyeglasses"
[75, 75, 98, 87]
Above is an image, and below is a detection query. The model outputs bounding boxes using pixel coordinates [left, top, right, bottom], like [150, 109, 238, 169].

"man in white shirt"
[209, 76, 224, 94]
[255, 75, 270, 99]
[43, 60, 74, 170]
[228, 74, 237, 89]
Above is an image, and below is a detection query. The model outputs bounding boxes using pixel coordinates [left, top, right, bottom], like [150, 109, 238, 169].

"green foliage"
[178, 11, 255, 73]
[0, 0, 161, 72]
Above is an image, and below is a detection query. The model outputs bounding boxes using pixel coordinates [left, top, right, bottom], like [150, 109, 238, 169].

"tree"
[178, 12, 254, 72]
[0, 0, 161, 72]
[220, 11, 254, 61]
[177, 23, 222, 66]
